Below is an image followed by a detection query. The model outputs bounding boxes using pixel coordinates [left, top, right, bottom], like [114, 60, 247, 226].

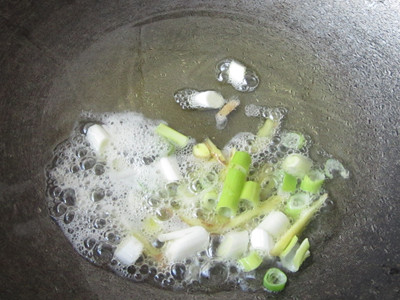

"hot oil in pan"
[45, 14, 351, 293]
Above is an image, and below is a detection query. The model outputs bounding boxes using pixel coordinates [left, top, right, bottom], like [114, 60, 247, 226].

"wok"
[1, 0, 399, 299]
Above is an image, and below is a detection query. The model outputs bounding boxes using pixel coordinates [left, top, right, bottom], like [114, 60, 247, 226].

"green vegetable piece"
[216, 151, 251, 217]
[240, 181, 261, 207]
[193, 143, 211, 159]
[156, 123, 189, 148]
[204, 138, 227, 164]
[279, 235, 299, 259]
[229, 151, 251, 174]
[281, 153, 313, 178]
[284, 193, 311, 219]
[263, 267, 287, 292]
[239, 251, 263, 272]
[217, 168, 247, 217]
[282, 172, 297, 192]
[270, 193, 328, 256]
[300, 170, 325, 193]
[281, 131, 305, 149]
[292, 238, 310, 271]
[257, 118, 278, 138]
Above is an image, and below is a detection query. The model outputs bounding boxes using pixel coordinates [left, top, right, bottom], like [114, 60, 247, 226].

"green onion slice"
[300, 170, 325, 193]
[263, 267, 287, 292]
[285, 193, 311, 218]
[156, 123, 189, 148]
[217, 168, 247, 217]
[240, 181, 261, 207]
[282, 172, 297, 192]
[238, 251, 263, 272]
[281, 131, 305, 149]
[270, 193, 328, 256]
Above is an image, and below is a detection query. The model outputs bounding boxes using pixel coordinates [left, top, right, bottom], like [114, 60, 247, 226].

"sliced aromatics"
[238, 251, 263, 272]
[270, 193, 328, 256]
[215, 98, 241, 130]
[217, 230, 249, 259]
[284, 193, 312, 219]
[281, 153, 313, 178]
[114, 235, 144, 265]
[193, 143, 211, 159]
[158, 226, 210, 262]
[280, 131, 306, 149]
[280, 235, 310, 272]
[240, 181, 261, 208]
[263, 267, 287, 292]
[250, 227, 275, 253]
[227, 60, 246, 85]
[86, 124, 110, 154]
[300, 170, 325, 193]
[281, 172, 298, 192]
[156, 123, 189, 148]
[257, 211, 290, 240]
[191, 90, 225, 109]
[204, 138, 227, 164]
[159, 156, 182, 183]
[216, 151, 251, 217]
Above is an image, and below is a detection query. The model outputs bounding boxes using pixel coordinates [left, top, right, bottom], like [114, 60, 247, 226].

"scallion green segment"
[270, 193, 328, 256]
[229, 151, 251, 174]
[156, 123, 189, 148]
[284, 193, 311, 218]
[240, 181, 261, 207]
[279, 235, 299, 258]
[300, 170, 325, 193]
[282, 172, 297, 192]
[217, 151, 251, 217]
[263, 268, 287, 292]
[293, 238, 310, 271]
[217, 168, 247, 217]
[239, 251, 263, 272]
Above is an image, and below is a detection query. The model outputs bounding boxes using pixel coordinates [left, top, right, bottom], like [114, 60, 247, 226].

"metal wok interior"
[1, 0, 399, 299]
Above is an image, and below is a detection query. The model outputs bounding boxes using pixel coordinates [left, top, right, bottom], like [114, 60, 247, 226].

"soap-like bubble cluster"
[45, 108, 318, 292]
[174, 88, 198, 110]
[216, 58, 259, 92]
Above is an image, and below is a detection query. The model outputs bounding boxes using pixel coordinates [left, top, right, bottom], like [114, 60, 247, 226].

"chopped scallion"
[238, 251, 263, 272]
[156, 123, 189, 148]
[284, 193, 311, 219]
[263, 267, 287, 292]
[193, 143, 211, 159]
[300, 170, 325, 193]
[281, 153, 313, 178]
[240, 181, 261, 207]
[281, 172, 297, 192]
[270, 193, 328, 256]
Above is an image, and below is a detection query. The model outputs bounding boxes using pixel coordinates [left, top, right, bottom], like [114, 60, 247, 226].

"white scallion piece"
[257, 211, 290, 240]
[281, 154, 313, 178]
[190, 91, 225, 109]
[86, 124, 110, 154]
[114, 235, 144, 265]
[159, 156, 182, 183]
[228, 60, 246, 85]
[250, 227, 275, 253]
[217, 230, 249, 259]
[159, 226, 209, 262]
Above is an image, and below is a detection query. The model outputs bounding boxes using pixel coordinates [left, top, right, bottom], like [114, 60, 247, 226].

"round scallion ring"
[263, 267, 287, 292]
